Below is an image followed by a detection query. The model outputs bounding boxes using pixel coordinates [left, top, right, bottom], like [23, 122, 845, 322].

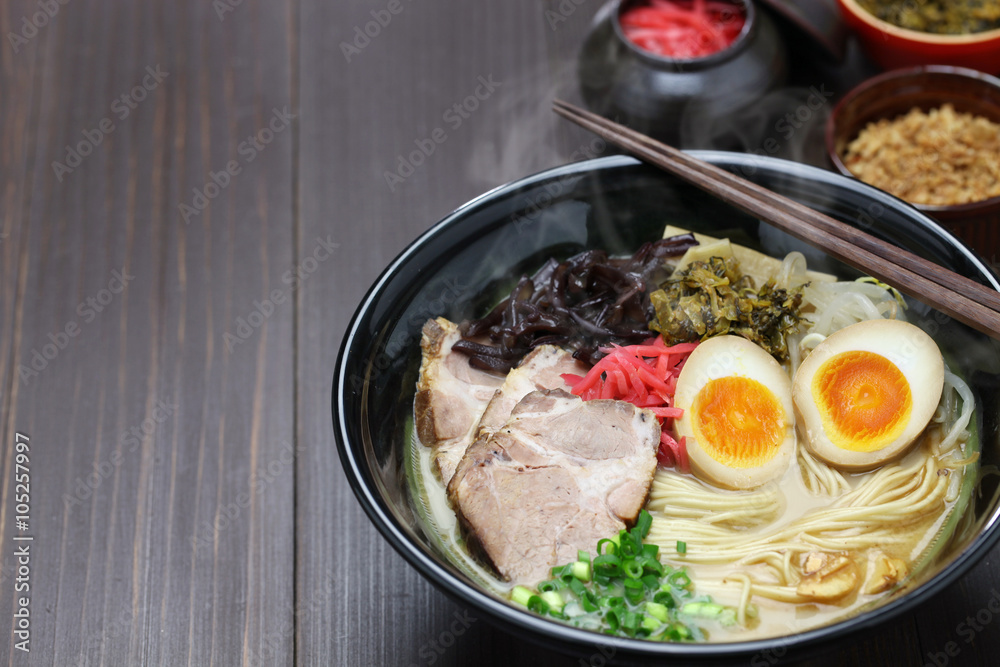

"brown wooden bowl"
[825, 66, 1000, 256]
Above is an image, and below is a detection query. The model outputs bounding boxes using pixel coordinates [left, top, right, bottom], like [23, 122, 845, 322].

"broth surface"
[408, 388, 977, 642]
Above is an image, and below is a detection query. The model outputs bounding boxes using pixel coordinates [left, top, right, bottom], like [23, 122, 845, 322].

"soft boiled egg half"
[792, 319, 944, 471]
[675, 335, 796, 490]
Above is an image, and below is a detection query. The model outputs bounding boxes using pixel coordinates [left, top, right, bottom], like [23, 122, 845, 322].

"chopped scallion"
[624, 578, 644, 605]
[511, 585, 533, 607]
[506, 510, 738, 642]
[668, 570, 692, 589]
[527, 594, 549, 615]
[580, 590, 599, 613]
[623, 561, 644, 580]
[645, 601, 669, 622]
[635, 510, 652, 537]
[541, 590, 565, 612]
[681, 601, 725, 618]
[642, 614, 661, 633]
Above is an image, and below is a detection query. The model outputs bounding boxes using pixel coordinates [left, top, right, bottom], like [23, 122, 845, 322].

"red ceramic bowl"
[825, 66, 1000, 254]
[836, 0, 1000, 75]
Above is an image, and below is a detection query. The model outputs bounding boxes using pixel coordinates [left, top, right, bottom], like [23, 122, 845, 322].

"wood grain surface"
[1, 0, 999, 665]
[1, 1, 296, 665]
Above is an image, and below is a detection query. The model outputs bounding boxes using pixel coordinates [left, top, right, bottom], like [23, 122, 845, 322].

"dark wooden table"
[2, 1, 998, 665]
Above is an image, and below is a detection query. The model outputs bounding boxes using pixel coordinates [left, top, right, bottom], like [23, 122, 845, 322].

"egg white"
[792, 318, 944, 471]
[675, 335, 796, 490]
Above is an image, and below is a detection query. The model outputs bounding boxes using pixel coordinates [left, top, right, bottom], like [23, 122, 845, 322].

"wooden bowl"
[825, 66, 1000, 255]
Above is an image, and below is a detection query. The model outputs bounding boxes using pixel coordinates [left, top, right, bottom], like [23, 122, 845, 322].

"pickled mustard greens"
[648, 256, 805, 362]
[857, 0, 1000, 35]
[509, 511, 740, 640]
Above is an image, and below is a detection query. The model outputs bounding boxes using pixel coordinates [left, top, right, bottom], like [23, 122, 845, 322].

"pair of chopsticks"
[552, 99, 1000, 341]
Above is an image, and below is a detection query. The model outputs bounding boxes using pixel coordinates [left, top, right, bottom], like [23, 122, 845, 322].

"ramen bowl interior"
[333, 154, 1000, 662]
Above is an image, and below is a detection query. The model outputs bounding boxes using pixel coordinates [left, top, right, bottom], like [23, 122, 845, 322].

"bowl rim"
[837, 0, 1000, 45]
[825, 64, 1000, 214]
[333, 152, 1000, 658]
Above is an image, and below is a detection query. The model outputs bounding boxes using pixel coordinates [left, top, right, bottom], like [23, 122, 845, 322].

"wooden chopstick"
[556, 100, 1000, 315]
[552, 99, 1000, 341]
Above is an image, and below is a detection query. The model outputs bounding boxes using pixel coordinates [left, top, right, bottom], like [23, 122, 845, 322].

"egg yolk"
[812, 351, 912, 453]
[691, 377, 786, 469]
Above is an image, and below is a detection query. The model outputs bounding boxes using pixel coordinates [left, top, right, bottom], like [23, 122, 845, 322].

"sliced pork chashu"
[415, 318, 505, 486]
[475, 345, 588, 441]
[415, 317, 584, 486]
[449, 389, 660, 585]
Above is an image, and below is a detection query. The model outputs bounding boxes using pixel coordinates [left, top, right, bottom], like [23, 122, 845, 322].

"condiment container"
[579, 0, 788, 149]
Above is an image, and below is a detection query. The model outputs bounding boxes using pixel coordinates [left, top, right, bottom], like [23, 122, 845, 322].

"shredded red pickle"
[620, 0, 746, 59]
[563, 337, 697, 471]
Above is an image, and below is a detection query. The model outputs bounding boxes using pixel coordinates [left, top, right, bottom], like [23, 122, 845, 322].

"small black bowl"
[333, 154, 1000, 663]
[579, 0, 787, 148]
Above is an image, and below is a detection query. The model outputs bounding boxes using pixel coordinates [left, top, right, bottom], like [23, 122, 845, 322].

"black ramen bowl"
[333, 154, 1000, 663]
